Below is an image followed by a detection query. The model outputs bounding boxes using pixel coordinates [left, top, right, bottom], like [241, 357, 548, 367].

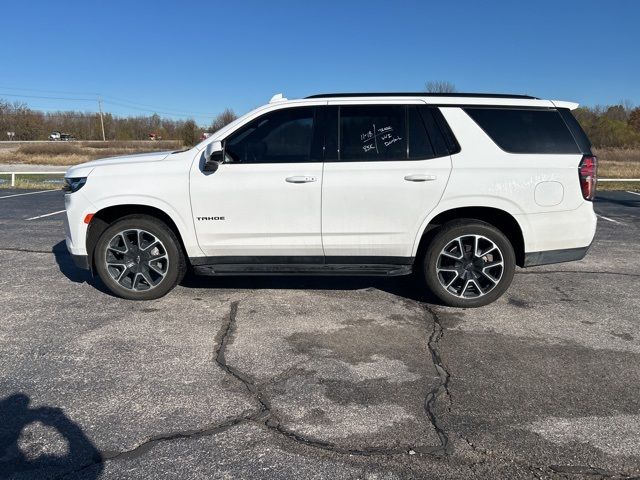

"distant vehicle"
[200, 132, 212, 140]
[49, 131, 76, 141]
[63, 92, 597, 306]
[148, 133, 163, 141]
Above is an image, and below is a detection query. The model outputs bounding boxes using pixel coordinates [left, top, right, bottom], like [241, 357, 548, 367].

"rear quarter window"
[557, 108, 592, 154]
[464, 108, 580, 154]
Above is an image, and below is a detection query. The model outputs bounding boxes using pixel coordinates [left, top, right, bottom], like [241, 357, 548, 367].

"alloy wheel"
[104, 229, 169, 292]
[436, 234, 504, 298]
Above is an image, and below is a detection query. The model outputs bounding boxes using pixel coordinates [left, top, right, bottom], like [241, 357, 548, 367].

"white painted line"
[0, 189, 59, 199]
[597, 214, 625, 226]
[626, 191, 640, 197]
[25, 210, 65, 221]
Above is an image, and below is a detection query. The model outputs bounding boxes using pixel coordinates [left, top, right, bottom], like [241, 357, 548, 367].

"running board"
[193, 263, 413, 277]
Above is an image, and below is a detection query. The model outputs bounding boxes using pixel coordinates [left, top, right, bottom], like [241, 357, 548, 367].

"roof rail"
[305, 92, 539, 100]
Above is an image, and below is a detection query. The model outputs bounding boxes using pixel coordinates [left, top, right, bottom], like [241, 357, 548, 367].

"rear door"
[321, 103, 454, 259]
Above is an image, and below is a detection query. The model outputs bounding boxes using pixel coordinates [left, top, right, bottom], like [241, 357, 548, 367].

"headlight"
[62, 177, 87, 193]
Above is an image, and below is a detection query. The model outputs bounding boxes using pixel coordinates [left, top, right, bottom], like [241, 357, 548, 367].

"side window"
[464, 108, 580, 154]
[340, 105, 406, 161]
[408, 106, 460, 159]
[429, 107, 461, 155]
[557, 108, 592, 154]
[408, 106, 435, 159]
[225, 107, 315, 163]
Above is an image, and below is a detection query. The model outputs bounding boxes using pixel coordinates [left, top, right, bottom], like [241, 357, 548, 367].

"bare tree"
[210, 108, 238, 133]
[425, 81, 458, 94]
[181, 119, 198, 146]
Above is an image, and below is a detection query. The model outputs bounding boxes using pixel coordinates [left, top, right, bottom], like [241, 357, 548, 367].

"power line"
[102, 99, 194, 117]
[0, 92, 95, 101]
[0, 87, 222, 118]
[0, 85, 99, 95]
[0, 108, 210, 126]
[101, 95, 220, 116]
[0, 112, 101, 119]
[0, 89, 221, 124]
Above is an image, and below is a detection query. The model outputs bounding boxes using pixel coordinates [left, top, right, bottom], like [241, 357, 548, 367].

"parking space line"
[597, 214, 625, 225]
[626, 190, 640, 197]
[25, 210, 65, 221]
[0, 190, 60, 199]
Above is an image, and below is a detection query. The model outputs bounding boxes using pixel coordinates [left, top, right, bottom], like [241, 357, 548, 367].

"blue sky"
[1, 0, 639, 125]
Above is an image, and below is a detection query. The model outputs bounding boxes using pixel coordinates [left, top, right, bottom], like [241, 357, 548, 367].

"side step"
[193, 263, 413, 277]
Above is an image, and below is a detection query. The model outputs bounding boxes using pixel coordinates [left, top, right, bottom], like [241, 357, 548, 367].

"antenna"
[269, 93, 287, 103]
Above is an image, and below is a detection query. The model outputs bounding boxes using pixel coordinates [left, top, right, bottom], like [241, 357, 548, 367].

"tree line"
[2, 96, 640, 148]
[573, 104, 640, 148]
[0, 100, 237, 146]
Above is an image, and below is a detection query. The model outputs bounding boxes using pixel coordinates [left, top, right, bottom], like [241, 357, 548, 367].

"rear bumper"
[523, 245, 590, 267]
[516, 201, 597, 253]
[71, 253, 90, 270]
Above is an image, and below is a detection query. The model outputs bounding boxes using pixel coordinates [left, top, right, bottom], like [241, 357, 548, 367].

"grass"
[592, 148, 640, 191]
[594, 147, 640, 179]
[597, 181, 639, 192]
[0, 140, 183, 166]
[0, 173, 65, 190]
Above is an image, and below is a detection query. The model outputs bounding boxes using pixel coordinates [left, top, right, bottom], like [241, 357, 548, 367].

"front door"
[190, 106, 324, 258]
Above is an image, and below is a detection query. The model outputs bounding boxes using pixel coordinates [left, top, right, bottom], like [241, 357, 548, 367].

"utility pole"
[97, 96, 106, 141]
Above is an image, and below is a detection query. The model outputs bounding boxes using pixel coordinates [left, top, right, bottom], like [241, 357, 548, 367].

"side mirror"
[203, 141, 223, 172]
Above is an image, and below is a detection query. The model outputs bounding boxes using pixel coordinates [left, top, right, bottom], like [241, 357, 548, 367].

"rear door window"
[464, 108, 580, 154]
[339, 105, 406, 161]
[408, 106, 435, 159]
[417, 106, 459, 157]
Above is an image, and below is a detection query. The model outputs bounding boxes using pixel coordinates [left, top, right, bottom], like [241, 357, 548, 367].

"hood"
[65, 150, 173, 178]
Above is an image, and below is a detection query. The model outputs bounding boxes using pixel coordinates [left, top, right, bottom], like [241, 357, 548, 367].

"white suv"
[63, 92, 597, 307]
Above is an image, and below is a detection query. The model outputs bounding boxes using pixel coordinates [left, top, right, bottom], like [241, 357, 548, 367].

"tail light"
[578, 155, 597, 201]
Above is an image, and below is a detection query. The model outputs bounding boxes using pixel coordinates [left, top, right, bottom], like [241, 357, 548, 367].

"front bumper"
[63, 190, 95, 257]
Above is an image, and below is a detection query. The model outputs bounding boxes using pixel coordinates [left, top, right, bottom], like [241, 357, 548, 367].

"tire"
[94, 215, 186, 300]
[422, 219, 515, 308]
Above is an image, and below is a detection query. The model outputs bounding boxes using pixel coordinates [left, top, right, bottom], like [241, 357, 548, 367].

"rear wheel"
[94, 215, 186, 300]
[423, 220, 515, 308]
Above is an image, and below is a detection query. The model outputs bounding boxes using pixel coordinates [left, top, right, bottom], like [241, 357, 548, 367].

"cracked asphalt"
[0, 189, 638, 479]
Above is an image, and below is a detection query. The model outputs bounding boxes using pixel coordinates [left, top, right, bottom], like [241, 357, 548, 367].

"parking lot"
[0, 188, 638, 479]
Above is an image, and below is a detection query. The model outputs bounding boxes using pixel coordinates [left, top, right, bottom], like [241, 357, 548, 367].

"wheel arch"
[86, 204, 190, 272]
[414, 206, 526, 267]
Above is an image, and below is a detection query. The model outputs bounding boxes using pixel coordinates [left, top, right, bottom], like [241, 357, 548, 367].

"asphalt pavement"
[0, 189, 638, 479]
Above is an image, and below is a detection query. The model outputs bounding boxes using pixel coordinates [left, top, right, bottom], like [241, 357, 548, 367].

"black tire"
[94, 215, 186, 300]
[422, 219, 515, 308]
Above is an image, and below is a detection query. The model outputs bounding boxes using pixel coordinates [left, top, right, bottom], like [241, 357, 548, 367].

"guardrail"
[0, 171, 639, 188]
[0, 171, 65, 187]
[597, 179, 640, 182]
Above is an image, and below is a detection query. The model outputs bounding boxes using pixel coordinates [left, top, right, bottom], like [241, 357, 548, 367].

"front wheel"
[423, 220, 515, 308]
[94, 215, 186, 300]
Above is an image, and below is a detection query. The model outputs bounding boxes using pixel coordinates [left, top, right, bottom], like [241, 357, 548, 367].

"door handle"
[404, 174, 437, 182]
[286, 176, 317, 183]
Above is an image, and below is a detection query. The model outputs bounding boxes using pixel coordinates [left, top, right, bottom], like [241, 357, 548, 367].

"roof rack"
[305, 92, 539, 100]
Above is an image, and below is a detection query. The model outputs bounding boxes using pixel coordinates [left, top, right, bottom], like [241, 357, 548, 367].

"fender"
[410, 194, 526, 257]
[90, 194, 204, 257]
